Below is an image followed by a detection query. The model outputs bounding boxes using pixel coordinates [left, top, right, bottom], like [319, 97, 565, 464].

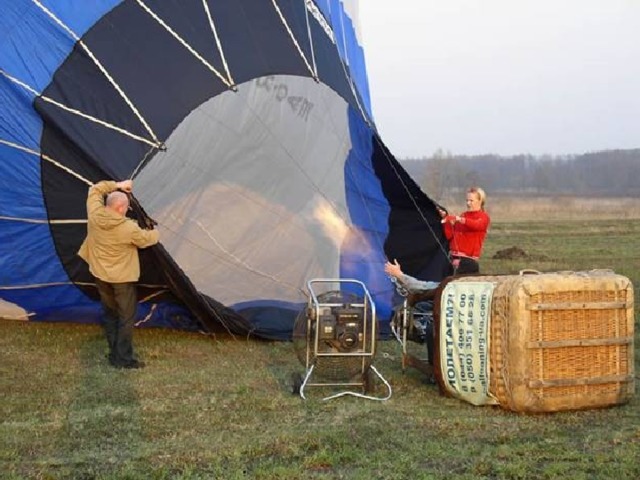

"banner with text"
[439, 281, 498, 406]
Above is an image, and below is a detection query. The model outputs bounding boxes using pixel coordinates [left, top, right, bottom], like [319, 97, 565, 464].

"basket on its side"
[434, 270, 635, 413]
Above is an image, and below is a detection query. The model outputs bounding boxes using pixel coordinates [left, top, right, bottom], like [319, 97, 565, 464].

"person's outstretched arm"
[385, 259, 439, 292]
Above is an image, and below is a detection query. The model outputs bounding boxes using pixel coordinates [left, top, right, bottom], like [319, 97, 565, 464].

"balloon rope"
[322, 4, 373, 128]
[0, 216, 86, 225]
[0, 281, 87, 290]
[31, 0, 162, 146]
[201, 0, 234, 86]
[303, 0, 319, 78]
[271, 0, 317, 80]
[0, 138, 92, 186]
[372, 134, 451, 262]
[0, 281, 167, 291]
[320, 5, 447, 258]
[134, 0, 232, 88]
[130, 145, 157, 181]
[0, 69, 160, 149]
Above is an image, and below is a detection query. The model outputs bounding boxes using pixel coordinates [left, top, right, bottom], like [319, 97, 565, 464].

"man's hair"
[106, 191, 129, 210]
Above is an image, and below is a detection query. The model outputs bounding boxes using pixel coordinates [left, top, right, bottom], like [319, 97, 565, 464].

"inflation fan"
[291, 279, 391, 401]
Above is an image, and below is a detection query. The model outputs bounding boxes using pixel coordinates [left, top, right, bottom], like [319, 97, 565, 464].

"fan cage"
[293, 289, 377, 381]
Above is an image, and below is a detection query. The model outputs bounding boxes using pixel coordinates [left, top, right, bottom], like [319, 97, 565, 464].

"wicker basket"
[434, 270, 635, 412]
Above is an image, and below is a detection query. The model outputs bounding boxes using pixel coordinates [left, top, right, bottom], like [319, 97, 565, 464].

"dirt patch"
[492, 246, 549, 261]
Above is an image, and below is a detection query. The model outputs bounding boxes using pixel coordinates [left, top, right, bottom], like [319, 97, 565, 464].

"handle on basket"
[588, 268, 615, 275]
[519, 269, 541, 276]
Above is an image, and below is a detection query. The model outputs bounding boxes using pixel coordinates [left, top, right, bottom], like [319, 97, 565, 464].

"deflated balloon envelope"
[0, 0, 449, 339]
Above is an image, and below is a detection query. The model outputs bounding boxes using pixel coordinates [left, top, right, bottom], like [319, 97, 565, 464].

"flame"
[312, 200, 349, 247]
[312, 199, 373, 259]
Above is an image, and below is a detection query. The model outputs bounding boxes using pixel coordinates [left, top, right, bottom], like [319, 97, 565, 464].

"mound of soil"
[492, 246, 549, 261]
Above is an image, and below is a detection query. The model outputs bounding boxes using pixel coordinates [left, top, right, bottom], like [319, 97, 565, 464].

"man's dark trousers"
[95, 278, 138, 366]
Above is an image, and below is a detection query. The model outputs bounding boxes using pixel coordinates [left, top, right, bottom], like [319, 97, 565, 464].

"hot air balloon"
[0, 0, 450, 340]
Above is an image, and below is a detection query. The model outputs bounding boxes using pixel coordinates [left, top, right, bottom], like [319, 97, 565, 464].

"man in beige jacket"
[78, 180, 159, 369]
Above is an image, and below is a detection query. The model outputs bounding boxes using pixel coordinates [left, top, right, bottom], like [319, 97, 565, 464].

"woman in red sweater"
[438, 187, 490, 275]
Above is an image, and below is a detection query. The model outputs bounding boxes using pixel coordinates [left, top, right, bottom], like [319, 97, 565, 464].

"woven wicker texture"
[451, 271, 634, 412]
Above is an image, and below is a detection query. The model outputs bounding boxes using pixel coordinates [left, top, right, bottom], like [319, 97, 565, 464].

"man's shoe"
[121, 360, 145, 369]
[111, 359, 145, 369]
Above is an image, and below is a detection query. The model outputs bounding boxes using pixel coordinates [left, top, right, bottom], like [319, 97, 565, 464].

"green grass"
[483, 220, 640, 294]
[1, 218, 639, 479]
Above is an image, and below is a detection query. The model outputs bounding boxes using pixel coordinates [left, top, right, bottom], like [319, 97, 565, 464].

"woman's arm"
[461, 211, 490, 231]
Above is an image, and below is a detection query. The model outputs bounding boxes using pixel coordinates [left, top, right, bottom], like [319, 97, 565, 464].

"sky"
[357, 0, 640, 158]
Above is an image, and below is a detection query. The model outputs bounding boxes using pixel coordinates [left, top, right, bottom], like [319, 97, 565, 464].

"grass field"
[1, 198, 639, 479]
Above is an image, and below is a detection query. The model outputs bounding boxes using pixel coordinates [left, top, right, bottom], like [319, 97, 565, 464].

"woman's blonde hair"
[468, 187, 486, 210]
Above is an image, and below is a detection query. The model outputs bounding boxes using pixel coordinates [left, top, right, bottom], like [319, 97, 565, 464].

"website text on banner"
[440, 281, 497, 406]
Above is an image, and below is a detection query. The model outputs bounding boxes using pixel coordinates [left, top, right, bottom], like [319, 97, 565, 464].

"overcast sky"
[358, 0, 640, 158]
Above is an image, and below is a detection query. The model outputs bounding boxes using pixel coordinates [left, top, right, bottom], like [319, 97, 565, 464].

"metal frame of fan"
[389, 277, 435, 378]
[292, 278, 391, 401]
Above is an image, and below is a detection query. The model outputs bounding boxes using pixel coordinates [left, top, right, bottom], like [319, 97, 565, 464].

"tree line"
[400, 149, 640, 198]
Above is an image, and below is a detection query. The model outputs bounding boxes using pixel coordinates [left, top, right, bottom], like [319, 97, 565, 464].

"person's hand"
[384, 259, 403, 279]
[437, 207, 447, 219]
[443, 214, 457, 225]
[116, 180, 133, 193]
